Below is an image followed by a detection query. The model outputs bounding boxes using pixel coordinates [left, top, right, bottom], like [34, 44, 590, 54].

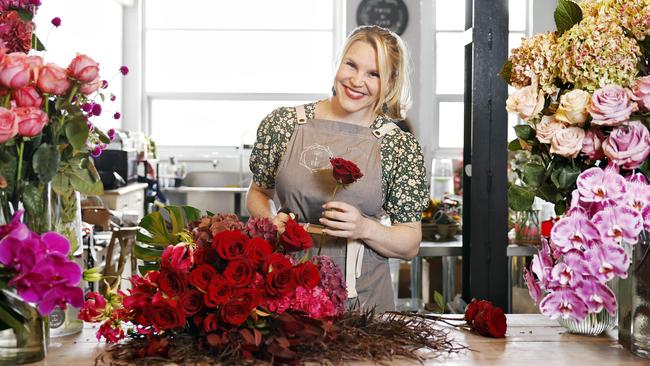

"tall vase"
[48, 190, 84, 338]
[618, 236, 650, 358]
[0, 290, 46, 365]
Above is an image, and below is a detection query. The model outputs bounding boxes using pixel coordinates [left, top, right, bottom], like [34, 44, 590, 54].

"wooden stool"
[100, 226, 139, 294]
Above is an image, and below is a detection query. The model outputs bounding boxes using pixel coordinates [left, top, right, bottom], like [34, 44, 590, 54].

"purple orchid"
[592, 205, 643, 245]
[550, 209, 601, 252]
[547, 262, 584, 290]
[575, 277, 617, 316]
[539, 289, 589, 321]
[576, 166, 626, 204]
[643, 205, 650, 231]
[524, 268, 543, 304]
[531, 239, 555, 287]
[625, 173, 650, 215]
[584, 242, 629, 281]
[38, 285, 84, 315]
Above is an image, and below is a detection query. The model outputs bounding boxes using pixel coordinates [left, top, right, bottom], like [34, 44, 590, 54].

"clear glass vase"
[0, 290, 46, 365]
[618, 237, 650, 358]
[557, 309, 616, 336]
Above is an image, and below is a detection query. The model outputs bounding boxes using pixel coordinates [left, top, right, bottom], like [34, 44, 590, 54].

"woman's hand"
[272, 212, 293, 234]
[319, 201, 369, 240]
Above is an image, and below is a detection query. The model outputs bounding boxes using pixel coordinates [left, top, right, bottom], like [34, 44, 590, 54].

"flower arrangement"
[502, 0, 650, 215]
[523, 165, 649, 322]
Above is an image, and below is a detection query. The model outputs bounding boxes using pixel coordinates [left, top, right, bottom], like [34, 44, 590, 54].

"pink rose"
[587, 85, 638, 126]
[0, 53, 30, 89]
[550, 126, 585, 158]
[632, 76, 650, 111]
[506, 85, 545, 121]
[24, 55, 43, 83]
[535, 115, 565, 144]
[37, 63, 71, 95]
[14, 107, 48, 137]
[12, 86, 43, 107]
[0, 107, 18, 143]
[581, 129, 605, 160]
[555, 89, 590, 126]
[603, 121, 650, 170]
[79, 76, 101, 95]
[67, 54, 99, 83]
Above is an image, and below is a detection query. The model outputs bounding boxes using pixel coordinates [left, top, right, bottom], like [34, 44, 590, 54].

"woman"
[247, 26, 429, 312]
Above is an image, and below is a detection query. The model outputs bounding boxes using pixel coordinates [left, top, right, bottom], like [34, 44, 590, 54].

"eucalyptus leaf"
[514, 125, 535, 141]
[522, 163, 545, 187]
[22, 184, 43, 218]
[508, 184, 536, 211]
[554, 0, 583, 34]
[32, 144, 60, 183]
[64, 117, 89, 151]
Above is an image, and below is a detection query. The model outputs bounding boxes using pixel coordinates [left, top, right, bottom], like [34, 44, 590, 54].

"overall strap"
[372, 122, 400, 138]
[295, 104, 308, 125]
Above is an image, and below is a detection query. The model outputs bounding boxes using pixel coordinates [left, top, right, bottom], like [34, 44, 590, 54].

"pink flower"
[550, 209, 601, 252]
[575, 277, 617, 316]
[603, 121, 650, 170]
[523, 268, 542, 304]
[37, 63, 71, 95]
[79, 76, 101, 95]
[0, 52, 30, 89]
[78, 292, 108, 322]
[539, 289, 589, 321]
[632, 75, 650, 111]
[531, 239, 555, 287]
[51, 17, 61, 27]
[119, 65, 129, 75]
[580, 129, 605, 160]
[550, 127, 585, 158]
[13, 106, 48, 137]
[0, 107, 17, 143]
[587, 85, 638, 126]
[592, 205, 643, 245]
[547, 262, 583, 290]
[505, 85, 544, 121]
[625, 173, 650, 214]
[38, 285, 84, 315]
[576, 166, 626, 204]
[535, 115, 564, 144]
[12, 85, 42, 107]
[160, 244, 193, 273]
[67, 54, 99, 83]
[584, 242, 629, 282]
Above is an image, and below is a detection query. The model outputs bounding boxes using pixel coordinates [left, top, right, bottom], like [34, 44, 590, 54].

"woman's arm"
[246, 182, 293, 232]
[320, 201, 421, 260]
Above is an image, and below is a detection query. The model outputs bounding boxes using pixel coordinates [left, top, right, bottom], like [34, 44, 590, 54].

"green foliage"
[522, 163, 545, 187]
[551, 163, 581, 190]
[32, 143, 60, 183]
[514, 125, 535, 141]
[64, 116, 90, 151]
[554, 0, 583, 34]
[508, 138, 524, 151]
[508, 184, 536, 211]
[136, 205, 202, 249]
[22, 184, 44, 219]
[499, 59, 512, 84]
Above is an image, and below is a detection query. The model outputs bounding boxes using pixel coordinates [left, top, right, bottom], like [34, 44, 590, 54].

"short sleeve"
[249, 107, 296, 189]
[382, 131, 430, 223]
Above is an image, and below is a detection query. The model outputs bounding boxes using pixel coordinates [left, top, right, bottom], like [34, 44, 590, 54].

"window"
[143, 0, 343, 147]
[432, 0, 531, 155]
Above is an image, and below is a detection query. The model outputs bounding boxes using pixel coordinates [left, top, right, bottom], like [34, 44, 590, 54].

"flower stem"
[67, 84, 79, 105]
[318, 184, 342, 256]
[3, 94, 10, 109]
[14, 140, 25, 207]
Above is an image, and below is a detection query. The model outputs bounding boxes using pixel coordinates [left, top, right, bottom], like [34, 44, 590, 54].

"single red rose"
[265, 268, 295, 297]
[465, 299, 493, 324]
[203, 313, 220, 333]
[245, 237, 274, 263]
[330, 157, 363, 184]
[189, 264, 217, 292]
[280, 219, 313, 252]
[193, 245, 220, 265]
[180, 290, 203, 316]
[158, 269, 187, 297]
[220, 299, 253, 326]
[150, 300, 186, 330]
[472, 306, 507, 338]
[541, 218, 559, 238]
[231, 288, 261, 309]
[212, 230, 248, 260]
[205, 277, 232, 307]
[262, 253, 292, 273]
[223, 259, 256, 287]
[293, 261, 320, 289]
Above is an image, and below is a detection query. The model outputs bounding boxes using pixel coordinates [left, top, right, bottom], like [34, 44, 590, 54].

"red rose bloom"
[541, 218, 559, 238]
[205, 277, 232, 307]
[472, 306, 507, 338]
[150, 300, 186, 330]
[465, 299, 493, 324]
[189, 264, 217, 292]
[330, 157, 363, 184]
[180, 290, 203, 316]
[245, 237, 274, 263]
[293, 261, 320, 289]
[280, 219, 313, 252]
[262, 253, 292, 273]
[212, 230, 248, 260]
[158, 269, 187, 297]
[220, 299, 252, 326]
[265, 268, 295, 297]
[223, 259, 256, 287]
[193, 245, 220, 266]
[203, 313, 219, 333]
[232, 288, 261, 309]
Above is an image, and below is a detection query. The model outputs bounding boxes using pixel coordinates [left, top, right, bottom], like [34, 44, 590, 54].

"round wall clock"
[356, 0, 409, 35]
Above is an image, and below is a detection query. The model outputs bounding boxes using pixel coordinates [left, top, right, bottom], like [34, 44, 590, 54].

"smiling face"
[332, 41, 381, 121]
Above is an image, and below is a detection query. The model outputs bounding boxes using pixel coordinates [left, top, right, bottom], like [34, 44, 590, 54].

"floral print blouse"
[250, 102, 429, 223]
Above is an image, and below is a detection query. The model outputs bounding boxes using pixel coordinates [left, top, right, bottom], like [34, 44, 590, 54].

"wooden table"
[28, 315, 647, 365]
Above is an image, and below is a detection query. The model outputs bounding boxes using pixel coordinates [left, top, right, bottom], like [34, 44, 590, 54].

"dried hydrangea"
[555, 16, 641, 91]
[189, 213, 244, 247]
[508, 31, 559, 94]
[244, 216, 278, 244]
[580, 0, 650, 40]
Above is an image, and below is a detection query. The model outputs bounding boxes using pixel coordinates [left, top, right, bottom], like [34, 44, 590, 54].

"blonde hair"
[334, 25, 412, 120]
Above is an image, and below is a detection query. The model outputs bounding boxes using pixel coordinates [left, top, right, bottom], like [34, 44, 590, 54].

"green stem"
[66, 84, 79, 105]
[14, 141, 25, 207]
[2, 94, 10, 109]
[318, 184, 342, 256]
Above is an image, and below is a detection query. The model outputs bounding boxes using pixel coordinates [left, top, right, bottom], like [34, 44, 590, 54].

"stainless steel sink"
[181, 171, 251, 188]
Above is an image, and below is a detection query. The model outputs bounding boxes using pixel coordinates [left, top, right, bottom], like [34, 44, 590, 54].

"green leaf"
[99, 93, 106, 102]
[133, 243, 165, 261]
[433, 291, 445, 313]
[554, 199, 568, 215]
[32, 144, 60, 183]
[22, 184, 44, 219]
[508, 138, 523, 151]
[14, 8, 33, 21]
[95, 129, 110, 144]
[136, 205, 202, 249]
[639, 160, 650, 181]
[33, 36, 46, 51]
[552, 164, 581, 189]
[522, 163, 545, 187]
[68, 166, 103, 195]
[138, 264, 159, 276]
[0, 155, 17, 195]
[514, 125, 535, 141]
[499, 59, 512, 84]
[51, 172, 72, 196]
[554, 0, 583, 34]
[508, 184, 536, 211]
[538, 184, 562, 203]
[64, 117, 89, 151]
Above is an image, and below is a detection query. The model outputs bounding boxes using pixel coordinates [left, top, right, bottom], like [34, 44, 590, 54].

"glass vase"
[618, 237, 650, 358]
[0, 290, 46, 365]
[557, 309, 616, 336]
